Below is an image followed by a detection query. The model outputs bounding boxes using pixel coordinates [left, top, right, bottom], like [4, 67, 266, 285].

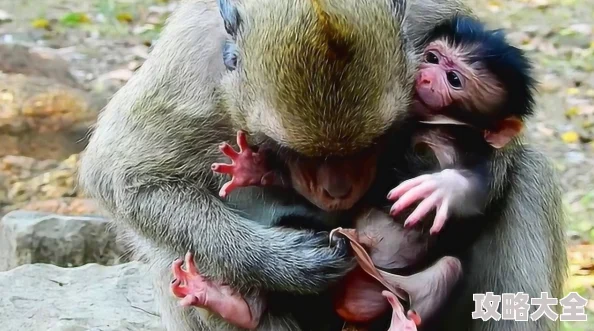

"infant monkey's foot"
[211, 130, 276, 198]
[170, 252, 210, 307]
[383, 291, 421, 331]
[387, 169, 464, 234]
[170, 252, 259, 330]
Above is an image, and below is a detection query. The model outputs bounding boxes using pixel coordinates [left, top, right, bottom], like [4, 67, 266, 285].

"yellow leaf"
[116, 12, 134, 23]
[590, 141, 594, 150]
[31, 18, 50, 29]
[567, 87, 581, 95]
[562, 131, 580, 144]
[586, 89, 594, 97]
[565, 106, 579, 118]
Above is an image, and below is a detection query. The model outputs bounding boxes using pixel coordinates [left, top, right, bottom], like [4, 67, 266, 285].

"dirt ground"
[0, 0, 593, 329]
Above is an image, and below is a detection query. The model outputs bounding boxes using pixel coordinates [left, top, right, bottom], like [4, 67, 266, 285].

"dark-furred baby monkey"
[387, 14, 536, 234]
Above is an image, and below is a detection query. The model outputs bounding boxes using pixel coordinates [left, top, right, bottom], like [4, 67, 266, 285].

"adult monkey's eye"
[223, 40, 238, 71]
[447, 71, 462, 88]
[425, 51, 439, 64]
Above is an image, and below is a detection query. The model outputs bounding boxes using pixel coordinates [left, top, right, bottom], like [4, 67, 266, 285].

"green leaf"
[60, 12, 91, 27]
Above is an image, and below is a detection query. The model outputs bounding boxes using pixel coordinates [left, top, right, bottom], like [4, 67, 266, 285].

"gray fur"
[79, 1, 352, 330]
[78, 0, 566, 330]
[431, 141, 567, 331]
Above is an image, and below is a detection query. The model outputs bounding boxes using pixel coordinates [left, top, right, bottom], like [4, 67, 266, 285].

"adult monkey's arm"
[78, 0, 351, 296]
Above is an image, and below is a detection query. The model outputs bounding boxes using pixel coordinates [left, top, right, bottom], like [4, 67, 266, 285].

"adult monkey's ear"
[217, 0, 241, 37]
[217, 0, 242, 71]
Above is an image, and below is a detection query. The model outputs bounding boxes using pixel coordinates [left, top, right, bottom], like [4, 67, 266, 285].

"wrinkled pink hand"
[211, 130, 275, 198]
[387, 169, 469, 235]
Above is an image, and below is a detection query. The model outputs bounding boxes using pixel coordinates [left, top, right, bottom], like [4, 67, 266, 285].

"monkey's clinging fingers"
[171, 278, 187, 298]
[219, 180, 237, 198]
[184, 252, 199, 276]
[211, 163, 235, 174]
[219, 142, 239, 159]
[236, 130, 250, 152]
[172, 259, 186, 282]
[390, 181, 437, 217]
[387, 175, 431, 200]
[430, 200, 449, 235]
[404, 193, 441, 228]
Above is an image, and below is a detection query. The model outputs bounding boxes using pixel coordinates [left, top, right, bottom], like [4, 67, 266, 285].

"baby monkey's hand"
[387, 169, 473, 234]
[212, 131, 276, 198]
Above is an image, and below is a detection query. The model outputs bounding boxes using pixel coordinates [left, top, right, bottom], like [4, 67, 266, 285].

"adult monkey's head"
[216, 0, 416, 211]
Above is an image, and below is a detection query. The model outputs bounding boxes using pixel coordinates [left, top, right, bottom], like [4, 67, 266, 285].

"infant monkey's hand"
[211, 130, 276, 198]
[387, 169, 473, 234]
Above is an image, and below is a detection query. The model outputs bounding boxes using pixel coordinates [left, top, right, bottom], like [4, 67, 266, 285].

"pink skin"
[211, 131, 276, 198]
[387, 170, 469, 235]
[170, 252, 260, 330]
[415, 65, 454, 110]
[383, 291, 422, 331]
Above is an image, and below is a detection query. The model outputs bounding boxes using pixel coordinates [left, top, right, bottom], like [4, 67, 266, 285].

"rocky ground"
[0, 0, 592, 330]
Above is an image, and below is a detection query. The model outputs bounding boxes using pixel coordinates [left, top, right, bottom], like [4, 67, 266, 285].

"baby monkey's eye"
[446, 71, 462, 88]
[425, 51, 439, 64]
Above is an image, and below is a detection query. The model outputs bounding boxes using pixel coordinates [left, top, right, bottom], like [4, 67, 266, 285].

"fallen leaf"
[31, 18, 50, 29]
[567, 87, 581, 96]
[566, 106, 580, 118]
[562, 131, 580, 143]
[116, 12, 134, 23]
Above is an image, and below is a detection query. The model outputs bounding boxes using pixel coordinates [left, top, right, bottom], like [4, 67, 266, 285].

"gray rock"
[0, 210, 128, 271]
[0, 262, 163, 331]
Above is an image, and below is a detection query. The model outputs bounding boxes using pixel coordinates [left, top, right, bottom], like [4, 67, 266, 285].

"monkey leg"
[171, 252, 262, 330]
[387, 169, 477, 234]
[379, 256, 462, 323]
[211, 130, 277, 198]
[382, 291, 421, 331]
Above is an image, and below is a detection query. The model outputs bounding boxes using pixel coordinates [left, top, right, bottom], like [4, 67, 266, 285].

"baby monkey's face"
[414, 39, 506, 114]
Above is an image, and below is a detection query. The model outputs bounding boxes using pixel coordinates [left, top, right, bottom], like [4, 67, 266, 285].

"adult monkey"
[80, 0, 412, 330]
[78, 1, 567, 331]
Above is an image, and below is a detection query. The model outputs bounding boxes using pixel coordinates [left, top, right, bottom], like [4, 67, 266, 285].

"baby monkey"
[170, 14, 535, 331]
[387, 14, 535, 234]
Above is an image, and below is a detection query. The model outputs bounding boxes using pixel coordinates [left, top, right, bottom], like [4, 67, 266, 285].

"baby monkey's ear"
[484, 116, 524, 149]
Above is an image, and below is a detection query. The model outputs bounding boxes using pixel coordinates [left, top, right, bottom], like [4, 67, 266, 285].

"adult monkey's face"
[287, 148, 380, 211]
[217, 0, 415, 210]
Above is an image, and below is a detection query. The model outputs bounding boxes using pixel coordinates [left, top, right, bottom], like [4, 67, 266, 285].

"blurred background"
[0, 0, 592, 330]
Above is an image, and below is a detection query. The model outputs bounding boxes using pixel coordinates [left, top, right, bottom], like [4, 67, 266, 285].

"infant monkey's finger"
[219, 142, 239, 159]
[184, 252, 199, 276]
[172, 259, 185, 281]
[236, 130, 250, 151]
